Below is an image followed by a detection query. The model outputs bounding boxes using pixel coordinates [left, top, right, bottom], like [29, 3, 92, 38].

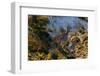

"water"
[48, 16, 88, 37]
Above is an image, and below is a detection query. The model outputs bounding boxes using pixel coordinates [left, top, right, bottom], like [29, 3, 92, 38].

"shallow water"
[48, 16, 88, 37]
